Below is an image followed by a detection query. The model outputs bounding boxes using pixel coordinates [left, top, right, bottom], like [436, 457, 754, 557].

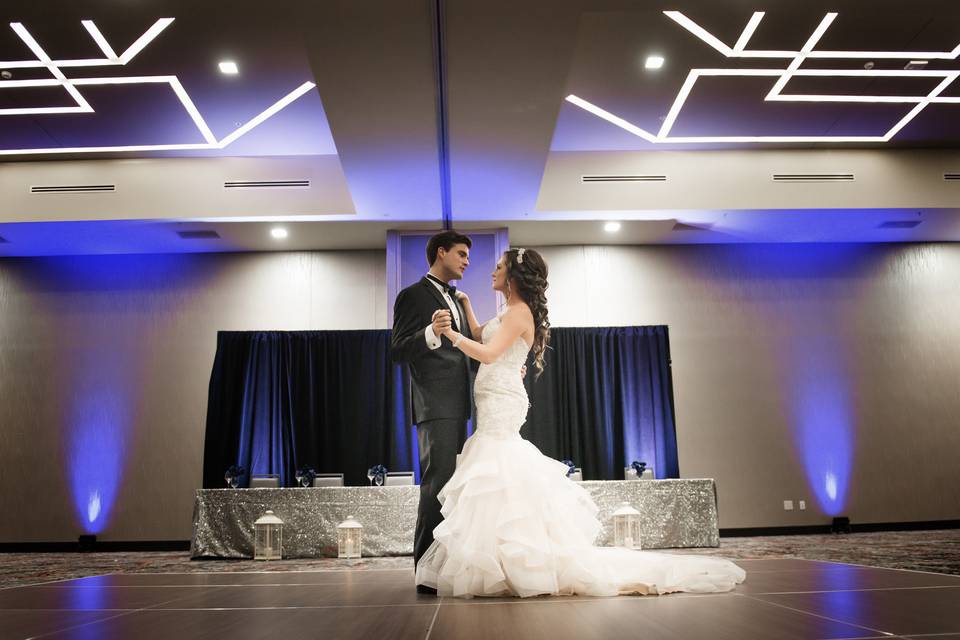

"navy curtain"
[202, 327, 677, 488]
[202, 331, 415, 488]
[521, 326, 679, 481]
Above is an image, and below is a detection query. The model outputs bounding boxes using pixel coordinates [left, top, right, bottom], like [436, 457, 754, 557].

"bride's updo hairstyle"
[504, 248, 550, 377]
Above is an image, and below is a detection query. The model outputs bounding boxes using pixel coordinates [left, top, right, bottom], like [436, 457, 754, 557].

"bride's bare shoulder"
[503, 303, 533, 320]
[501, 304, 534, 336]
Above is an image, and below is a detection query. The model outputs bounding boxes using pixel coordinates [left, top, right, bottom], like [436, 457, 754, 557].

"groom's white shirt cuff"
[424, 324, 441, 350]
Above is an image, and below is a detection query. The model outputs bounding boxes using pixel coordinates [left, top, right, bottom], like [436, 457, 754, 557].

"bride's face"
[491, 255, 508, 292]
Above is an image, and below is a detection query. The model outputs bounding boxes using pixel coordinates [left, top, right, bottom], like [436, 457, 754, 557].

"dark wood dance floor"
[2, 559, 959, 639]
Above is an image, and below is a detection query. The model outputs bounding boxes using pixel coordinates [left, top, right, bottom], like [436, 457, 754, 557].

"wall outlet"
[799, 500, 806, 510]
[783, 500, 794, 511]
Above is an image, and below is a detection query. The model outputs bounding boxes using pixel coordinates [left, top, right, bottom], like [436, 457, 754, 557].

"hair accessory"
[516, 248, 526, 264]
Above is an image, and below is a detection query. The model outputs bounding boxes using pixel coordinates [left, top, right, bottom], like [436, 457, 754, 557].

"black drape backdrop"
[203, 331, 415, 488]
[520, 326, 679, 482]
[203, 327, 678, 488]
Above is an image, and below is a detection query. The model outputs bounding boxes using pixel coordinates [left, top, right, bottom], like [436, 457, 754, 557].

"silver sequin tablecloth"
[190, 479, 719, 559]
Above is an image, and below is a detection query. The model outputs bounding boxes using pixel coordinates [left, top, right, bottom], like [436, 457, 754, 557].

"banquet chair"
[312, 473, 345, 487]
[249, 474, 281, 488]
[384, 471, 415, 486]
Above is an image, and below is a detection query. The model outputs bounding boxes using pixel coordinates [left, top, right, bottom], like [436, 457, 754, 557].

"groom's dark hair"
[426, 230, 472, 266]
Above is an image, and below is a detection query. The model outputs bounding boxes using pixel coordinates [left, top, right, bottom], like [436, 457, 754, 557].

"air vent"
[772, 173, 854, 183]
[177, 230, 221, 239]
[943, 173, 960, 181]
[223, 180, 310, 189]
[581, 175, 667, 183]
[878, 220, 922, 229]
[31, 184, 115, 193]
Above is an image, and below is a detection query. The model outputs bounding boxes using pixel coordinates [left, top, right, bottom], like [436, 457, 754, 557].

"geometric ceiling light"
[0, 19, 315, 155]
[567, 11, 960, 144]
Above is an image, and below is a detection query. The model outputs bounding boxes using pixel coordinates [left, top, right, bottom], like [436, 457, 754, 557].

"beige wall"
[540, 243, 960, 528]
[1, 242, 958, 541]
[0, 251, 386, 542]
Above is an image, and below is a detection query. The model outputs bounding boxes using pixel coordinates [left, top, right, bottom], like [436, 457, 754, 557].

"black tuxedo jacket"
[390, 277, 476, 424]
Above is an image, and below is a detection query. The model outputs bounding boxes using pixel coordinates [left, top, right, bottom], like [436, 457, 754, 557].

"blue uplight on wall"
[35, 253, 190, 535]
[789, 340, 855, 516]
[68, 389, 129, 534]
[737, 244, 866, 516]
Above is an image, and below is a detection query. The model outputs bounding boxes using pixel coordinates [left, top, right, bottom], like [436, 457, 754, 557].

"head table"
[191, 479, 720, 559]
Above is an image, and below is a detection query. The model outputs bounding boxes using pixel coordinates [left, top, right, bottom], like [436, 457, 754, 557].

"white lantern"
[253, 510, 283, 560]
[612, 502, 642, 550]
[337, 515, 362, 558]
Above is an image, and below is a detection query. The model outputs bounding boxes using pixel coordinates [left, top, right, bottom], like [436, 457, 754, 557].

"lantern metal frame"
[337, 515, 362, 559]
[254, 509, 284, 560]
[612, 502, 642, 550]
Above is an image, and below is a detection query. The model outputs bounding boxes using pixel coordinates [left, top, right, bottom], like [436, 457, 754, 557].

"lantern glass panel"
[337, 516, 363, 559]
[611, 503, 641, 550]
[253, 510, 283, 560]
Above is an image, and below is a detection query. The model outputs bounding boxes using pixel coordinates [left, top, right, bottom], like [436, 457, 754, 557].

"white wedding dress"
[415, 315, 746, 598]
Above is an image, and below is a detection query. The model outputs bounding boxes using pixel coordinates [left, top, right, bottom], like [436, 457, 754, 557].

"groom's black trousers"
[415, 417, 468, 565]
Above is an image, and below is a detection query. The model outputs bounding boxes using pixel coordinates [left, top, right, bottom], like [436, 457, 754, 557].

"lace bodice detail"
[480, 315, 530, 368]
[473, 315, 530, 437]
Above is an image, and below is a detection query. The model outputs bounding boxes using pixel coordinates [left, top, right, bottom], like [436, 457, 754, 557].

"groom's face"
[437, 243, 470, 280]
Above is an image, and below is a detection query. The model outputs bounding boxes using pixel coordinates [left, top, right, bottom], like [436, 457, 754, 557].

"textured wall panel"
[2, 244, 959, 540]
[539, 243, 960, 528]
[0, 251, 385, 542]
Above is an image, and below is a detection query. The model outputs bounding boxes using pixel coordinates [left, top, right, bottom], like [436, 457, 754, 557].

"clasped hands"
[431, 307, 527, 377]
[431, 309, 456, 340]
[431, 291, 468, 339]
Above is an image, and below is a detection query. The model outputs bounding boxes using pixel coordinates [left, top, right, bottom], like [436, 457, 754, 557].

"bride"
[414, 247, 746, 598]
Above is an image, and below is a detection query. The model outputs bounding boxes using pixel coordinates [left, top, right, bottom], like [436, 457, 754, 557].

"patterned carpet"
[2, 529, 957, 589]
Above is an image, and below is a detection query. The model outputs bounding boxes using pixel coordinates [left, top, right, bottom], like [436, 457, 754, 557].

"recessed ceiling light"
[645, 55, 665, 69]
[270, 227, 288, 239]
[218, 61, 239, 75]
[604, 221, 622, 233]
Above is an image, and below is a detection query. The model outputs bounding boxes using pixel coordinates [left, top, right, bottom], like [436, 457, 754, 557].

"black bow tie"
[427, 275, 457, 297]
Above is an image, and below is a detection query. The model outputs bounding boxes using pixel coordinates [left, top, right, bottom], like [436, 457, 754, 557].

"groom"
[390, 230, 475, 593]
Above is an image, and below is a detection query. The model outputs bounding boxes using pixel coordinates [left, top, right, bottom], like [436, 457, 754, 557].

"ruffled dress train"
[415, 316, 745, 598]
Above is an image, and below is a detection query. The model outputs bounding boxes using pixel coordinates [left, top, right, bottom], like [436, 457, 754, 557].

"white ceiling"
[3, 0, 960, 254]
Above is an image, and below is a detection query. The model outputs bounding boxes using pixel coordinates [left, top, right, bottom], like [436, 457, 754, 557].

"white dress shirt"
[424, 275, 463, 350]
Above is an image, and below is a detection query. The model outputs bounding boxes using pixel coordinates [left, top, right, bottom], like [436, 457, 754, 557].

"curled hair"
[504, 248, 550, 377]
